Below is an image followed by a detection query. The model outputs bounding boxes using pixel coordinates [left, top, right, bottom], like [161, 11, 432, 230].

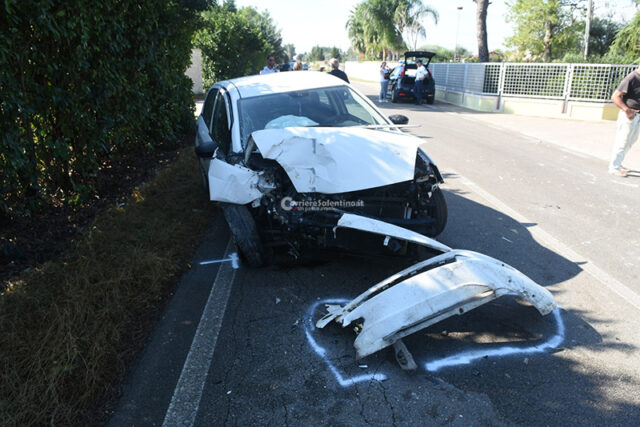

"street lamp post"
[454, 6, 463, 62]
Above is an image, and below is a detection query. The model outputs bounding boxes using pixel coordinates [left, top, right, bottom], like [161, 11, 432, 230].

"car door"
[210, 89, 233, 157]
[196, 87, 218, 190]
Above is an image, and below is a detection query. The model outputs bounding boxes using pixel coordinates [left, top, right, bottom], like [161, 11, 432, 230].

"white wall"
[186, 49, 203, 95]
[344, 61, 399, 83]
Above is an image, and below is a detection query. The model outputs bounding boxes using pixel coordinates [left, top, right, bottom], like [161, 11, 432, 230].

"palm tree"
[346, 0, 438, 59]
[346, 5, 372, 57]
[474, 0, 490, 62]
[395, 0, 439, 51]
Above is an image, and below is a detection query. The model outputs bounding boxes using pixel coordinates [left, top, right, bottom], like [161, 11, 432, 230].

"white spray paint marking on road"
[308, 298, 562, 375]
[199, 252, 239, 269]
[425, 308, 565, 371]
[163, 239, 236, 426]
[610, 179, 639, 188]
[305, 299, 387, 386]
[451, 169, 640, 313]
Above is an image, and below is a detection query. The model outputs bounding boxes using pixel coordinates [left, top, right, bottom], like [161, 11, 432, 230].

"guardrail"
[431, 62, 638, 104]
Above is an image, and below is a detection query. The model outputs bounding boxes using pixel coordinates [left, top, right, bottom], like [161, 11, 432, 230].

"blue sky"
[235, 0, 637, 55]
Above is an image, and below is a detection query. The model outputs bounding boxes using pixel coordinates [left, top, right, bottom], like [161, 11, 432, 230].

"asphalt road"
[109, 82, 640, 426]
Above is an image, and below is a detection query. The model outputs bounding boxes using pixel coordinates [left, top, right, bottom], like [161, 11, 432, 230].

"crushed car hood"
[251, 127, 421, 194]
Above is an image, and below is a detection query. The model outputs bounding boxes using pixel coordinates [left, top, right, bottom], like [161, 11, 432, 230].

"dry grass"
[0, 147, 216, 425]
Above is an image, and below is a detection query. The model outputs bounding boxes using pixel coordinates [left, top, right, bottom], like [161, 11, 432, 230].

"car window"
[318, 91, 331, 107]
[202, 88, 218, 129]
[237, 86, 387, 147]
[211, 91, 231, 153]
[391, 67, 402, 79]
[341, 88, 383, 125]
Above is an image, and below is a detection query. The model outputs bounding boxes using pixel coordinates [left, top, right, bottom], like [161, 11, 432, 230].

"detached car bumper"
[316, 212, 556, 368]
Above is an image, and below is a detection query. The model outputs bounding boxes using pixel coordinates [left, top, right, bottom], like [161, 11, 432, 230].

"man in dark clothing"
[609, 68, 640, 177]
[328, 58, 350, 83]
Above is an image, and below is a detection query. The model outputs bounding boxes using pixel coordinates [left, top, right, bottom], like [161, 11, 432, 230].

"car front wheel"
[222, 204, 266, 268]
[199, 161, 209, 196]
[426, 187, 447, 237]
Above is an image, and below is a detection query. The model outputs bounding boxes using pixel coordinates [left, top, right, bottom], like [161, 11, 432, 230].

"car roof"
[224, 71, 348, 99]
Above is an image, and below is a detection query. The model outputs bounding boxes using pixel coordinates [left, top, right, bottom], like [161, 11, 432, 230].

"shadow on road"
[200, 184, 639, 425]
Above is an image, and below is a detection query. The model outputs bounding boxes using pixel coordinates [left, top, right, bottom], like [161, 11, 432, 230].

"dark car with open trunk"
[387, 51, 436, 104]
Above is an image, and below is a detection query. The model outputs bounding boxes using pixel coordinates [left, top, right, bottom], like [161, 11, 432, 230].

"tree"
[346, 0, 439, 59]
[309, 46, 325, 61]
[474, 0, 490, 62]
[395, 0, 438, 52]
[221, 0, 237, 12]
[609, 11, 640, 63]
[237, 7, 285, 62]
[329, 47, 342, 61]
[194, 5, 284, 85]
[586, 17, 623, 57]
[506, 0, 584, 62]
[284, 43, 296, 62]
[345, 3, 369, 53]
[419, 44, 454, 61]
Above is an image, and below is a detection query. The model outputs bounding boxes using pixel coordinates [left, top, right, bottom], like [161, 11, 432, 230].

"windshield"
[237, 85, 388, 147]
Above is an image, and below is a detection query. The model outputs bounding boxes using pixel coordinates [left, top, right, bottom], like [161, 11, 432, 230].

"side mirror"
[388, 114, 409, 125]
[195, 141, 218, 158]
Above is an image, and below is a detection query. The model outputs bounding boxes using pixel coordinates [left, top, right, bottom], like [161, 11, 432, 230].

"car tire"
[426, 97, 434, 105]
[391, 88, 399, 103]
[425, 187, 447, 237]
[222, 204, 266, 268]
[423, 187, 449, 237]
[199, 162, 209, 196]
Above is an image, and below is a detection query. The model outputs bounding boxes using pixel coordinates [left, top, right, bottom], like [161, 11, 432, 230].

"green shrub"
[0, 0, 204, 217]
[193, 5, 284, 87]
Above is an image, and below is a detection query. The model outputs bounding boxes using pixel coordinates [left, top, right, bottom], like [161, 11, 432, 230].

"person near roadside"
[260, 54, 279, 75]
[609, 68, 640, 177]
[328, 58, 349, 83]
[379, 61, 390, 102]
[412, 59, 427, 105]
[293, 59, 303, 71]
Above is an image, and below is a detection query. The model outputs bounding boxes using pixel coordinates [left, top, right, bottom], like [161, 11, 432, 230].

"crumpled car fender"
[208, 158, 263, 204]
[316, 249, 556, 360]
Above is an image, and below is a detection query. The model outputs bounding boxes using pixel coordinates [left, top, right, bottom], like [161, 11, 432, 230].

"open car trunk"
[404, 50, 436, 68]
[316, 213, 556, 370]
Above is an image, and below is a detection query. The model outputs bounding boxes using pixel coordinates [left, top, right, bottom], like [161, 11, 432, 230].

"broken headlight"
[414, 148, 436, 182]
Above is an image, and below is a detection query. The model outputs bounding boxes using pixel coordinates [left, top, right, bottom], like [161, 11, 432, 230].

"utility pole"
[454, 6, 463, 61]
[584, 0, 593, 60]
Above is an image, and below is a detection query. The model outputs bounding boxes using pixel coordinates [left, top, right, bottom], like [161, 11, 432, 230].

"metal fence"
[431, 62, 638, 103]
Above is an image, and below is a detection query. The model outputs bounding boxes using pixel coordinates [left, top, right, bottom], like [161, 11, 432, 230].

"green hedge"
[194, 5, 285, 87]
[0, 0, 205, 216]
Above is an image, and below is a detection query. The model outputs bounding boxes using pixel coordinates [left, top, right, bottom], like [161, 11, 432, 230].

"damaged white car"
[195, 72, 447, 267]
[195, 72, 556, 367]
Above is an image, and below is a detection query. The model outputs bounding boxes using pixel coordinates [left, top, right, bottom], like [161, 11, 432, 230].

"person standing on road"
[379, 61, 390, 102]
[328, 58, 349, 83]
[412, 59, 427, 105]
[609, 68, 640, 177]
[293, 59, 303, 71]
[260, 54, 280, 75]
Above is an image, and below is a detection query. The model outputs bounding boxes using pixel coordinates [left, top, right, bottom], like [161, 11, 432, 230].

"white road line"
[610, 179, 639, 188]
[163, 239, 236, 426]
[451, 170, 640, 312]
